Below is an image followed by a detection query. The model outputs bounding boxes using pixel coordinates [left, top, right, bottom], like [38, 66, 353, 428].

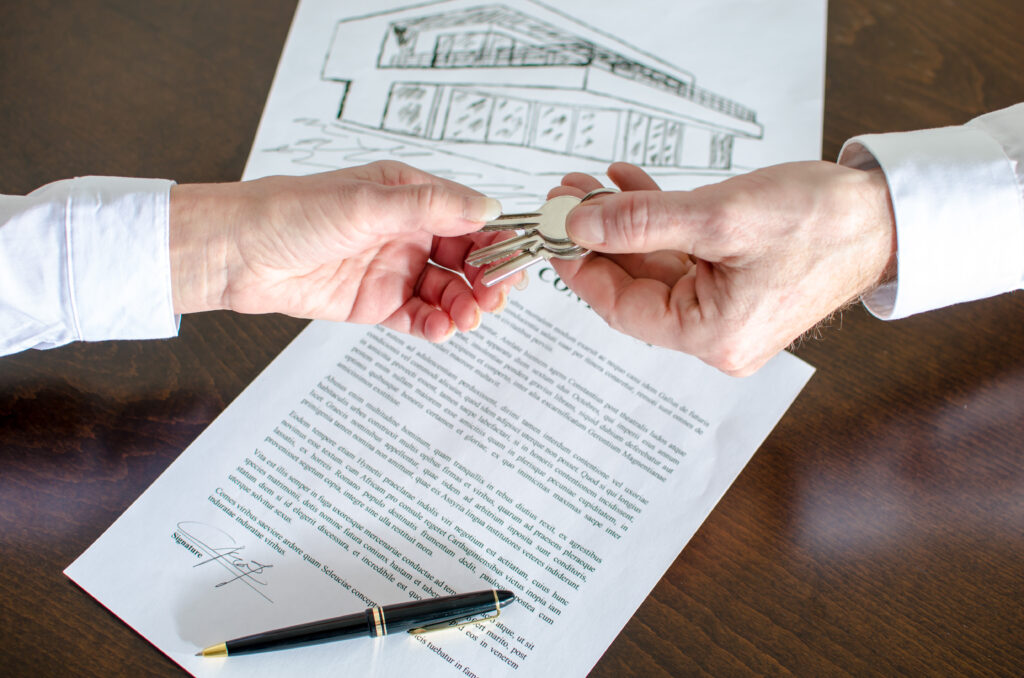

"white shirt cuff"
[839, 125, 1024, 319]
[67, 176, 179, 341]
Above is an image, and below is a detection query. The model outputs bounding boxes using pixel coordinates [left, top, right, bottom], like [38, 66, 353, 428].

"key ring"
[579, 187, 619, 202]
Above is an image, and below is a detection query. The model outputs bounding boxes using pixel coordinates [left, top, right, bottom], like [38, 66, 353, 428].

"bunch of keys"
[466, 188, 617, 287]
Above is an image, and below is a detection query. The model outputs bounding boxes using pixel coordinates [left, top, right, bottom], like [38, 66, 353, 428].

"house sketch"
[321, 0, 763, 173]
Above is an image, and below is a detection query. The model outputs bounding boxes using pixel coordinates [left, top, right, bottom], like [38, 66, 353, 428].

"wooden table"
[2, 1, 1021, 675]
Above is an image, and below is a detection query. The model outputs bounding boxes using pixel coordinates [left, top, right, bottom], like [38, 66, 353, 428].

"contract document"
[68, 0, 825, 674]
[67, 282, 813, 677]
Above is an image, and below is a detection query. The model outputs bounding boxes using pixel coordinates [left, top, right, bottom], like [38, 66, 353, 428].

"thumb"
[378, 182, 502, 237]
[566, 189, 723, 255]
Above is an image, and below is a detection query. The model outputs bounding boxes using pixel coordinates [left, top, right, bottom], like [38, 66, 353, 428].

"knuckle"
[371, 159, 400, 174]
[371, 159, 416, 185]
[703, 328, 755, 376]
[709, 347, 746, 375]
[349, 181, 379, 209]
[412, 182, 446, 213]
[605, 312, 627, 336]
[612, 193, 655, 246]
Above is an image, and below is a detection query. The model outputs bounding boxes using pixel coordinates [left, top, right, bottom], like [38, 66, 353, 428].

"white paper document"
[68, 286, 812, 677]
[68, 0, 825, 675]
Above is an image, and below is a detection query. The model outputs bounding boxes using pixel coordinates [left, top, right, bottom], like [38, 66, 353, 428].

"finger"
[351, 160, 493, 197]
[607, 162, 662, 191]
[551, 255, 697, 351]
[374, 182, 503, 237]
[557, 253, 788, 377]
[548, 172, 602, 199]
[596, 250, 693, 287]
[430, 232, 522, 308]
[381, 299, 457, 343]
[562, 172, 604, 192]
[551, 249, 691, 295]
[548, 185, 586, 199]
[565, 188, 730, 257]
[415, 264, 481, 332]
[467, 270, 512, 313]
[463, 262, 520, 312]
[340, 161, 503, 232]
[431, 229, 512, 272]
[557, 164, 661, 246]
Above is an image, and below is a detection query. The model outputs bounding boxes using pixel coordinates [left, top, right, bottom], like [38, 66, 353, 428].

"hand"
[170, 161, 515, 342]
[550, 161, 896, 376]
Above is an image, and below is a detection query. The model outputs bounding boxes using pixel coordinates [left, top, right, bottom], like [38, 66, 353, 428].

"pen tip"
[196, 642, 228, 658]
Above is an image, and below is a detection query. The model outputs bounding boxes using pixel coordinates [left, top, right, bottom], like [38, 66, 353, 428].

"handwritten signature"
[175, 521, 274, 602]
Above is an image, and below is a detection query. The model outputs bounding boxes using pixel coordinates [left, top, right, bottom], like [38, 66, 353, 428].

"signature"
[175, 521, 274, 602]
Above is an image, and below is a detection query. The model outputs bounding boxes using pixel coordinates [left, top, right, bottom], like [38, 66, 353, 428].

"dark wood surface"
[1, 1, 1021, 675]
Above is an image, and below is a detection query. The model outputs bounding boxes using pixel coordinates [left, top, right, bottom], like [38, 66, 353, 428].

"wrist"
[169, 183, 237, 314]
[857, 167, 898, 293]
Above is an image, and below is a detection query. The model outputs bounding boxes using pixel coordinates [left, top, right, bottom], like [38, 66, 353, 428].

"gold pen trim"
[196, 642, 228, 657]
[371, 606, 386, 637]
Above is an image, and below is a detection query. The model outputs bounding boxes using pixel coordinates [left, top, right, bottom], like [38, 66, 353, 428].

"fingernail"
[464, 196, 502, 222]
[568, 204, 604, 246]
[513, 274, 529, 291]
[439, 319, 456, 342]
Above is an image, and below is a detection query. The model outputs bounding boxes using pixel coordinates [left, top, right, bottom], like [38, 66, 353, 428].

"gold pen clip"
[407, 608, 501, 635]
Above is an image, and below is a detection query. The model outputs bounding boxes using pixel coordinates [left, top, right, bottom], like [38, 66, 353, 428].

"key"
[464, 230, 587, 268]
[478, 195, 580, 243]
[465, 199, 574, 269]
[464, 232, 547, 268]
[477, 243, 586, 287]
[467, 195, 582, 285]
[467, 188, 617, 287]
[466, 194, 582, 270]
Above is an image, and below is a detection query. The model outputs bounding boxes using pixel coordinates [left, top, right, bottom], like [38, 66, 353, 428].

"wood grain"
[1, 1, 1022, 675]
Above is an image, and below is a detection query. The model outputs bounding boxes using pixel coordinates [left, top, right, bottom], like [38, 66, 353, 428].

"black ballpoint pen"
[196, 589, 514, 657]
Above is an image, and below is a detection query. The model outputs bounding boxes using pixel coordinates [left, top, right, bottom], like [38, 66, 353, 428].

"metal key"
[464, 193, 593, 286]
[466, 195, 581, 266]
[467, 195, 582, 286]
[476, 241, 585, 286]
[466, 189, 615, 287]
[480, 195, 579, 241]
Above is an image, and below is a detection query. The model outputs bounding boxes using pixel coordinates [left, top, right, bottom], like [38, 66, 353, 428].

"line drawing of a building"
[320, 0, 763, 173]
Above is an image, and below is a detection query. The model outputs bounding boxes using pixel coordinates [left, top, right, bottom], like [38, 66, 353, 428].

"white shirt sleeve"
[0, 176, 179, 356]
[838, 103, 1024, 319]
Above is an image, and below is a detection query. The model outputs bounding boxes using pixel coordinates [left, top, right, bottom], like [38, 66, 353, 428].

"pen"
[196, 588, 514, 657]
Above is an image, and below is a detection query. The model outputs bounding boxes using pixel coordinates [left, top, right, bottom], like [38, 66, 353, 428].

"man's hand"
[551, 161, 896, 376]
[170, 161, 515, 342]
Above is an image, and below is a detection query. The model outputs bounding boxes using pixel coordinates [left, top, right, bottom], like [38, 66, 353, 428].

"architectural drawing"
[322, 0, 762, 172]
[258, 0, 769, 208]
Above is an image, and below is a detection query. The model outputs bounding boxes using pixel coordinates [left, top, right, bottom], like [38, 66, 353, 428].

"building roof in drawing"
[328, 0, 758, 128]
[384, 4, 703, 94]
[335, 0, 695, 82]
[391, 4, 581, 44]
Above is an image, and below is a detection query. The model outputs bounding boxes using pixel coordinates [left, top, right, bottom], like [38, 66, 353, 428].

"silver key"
[475, 243, 582, 287]
[467, 195, 586, 286]
[466, 194, 581, 269]
[465, 226, 586, 267]
[479, 194, 580, 243]
[466, 189, 616, 287]
[463, 231, 549, 268]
